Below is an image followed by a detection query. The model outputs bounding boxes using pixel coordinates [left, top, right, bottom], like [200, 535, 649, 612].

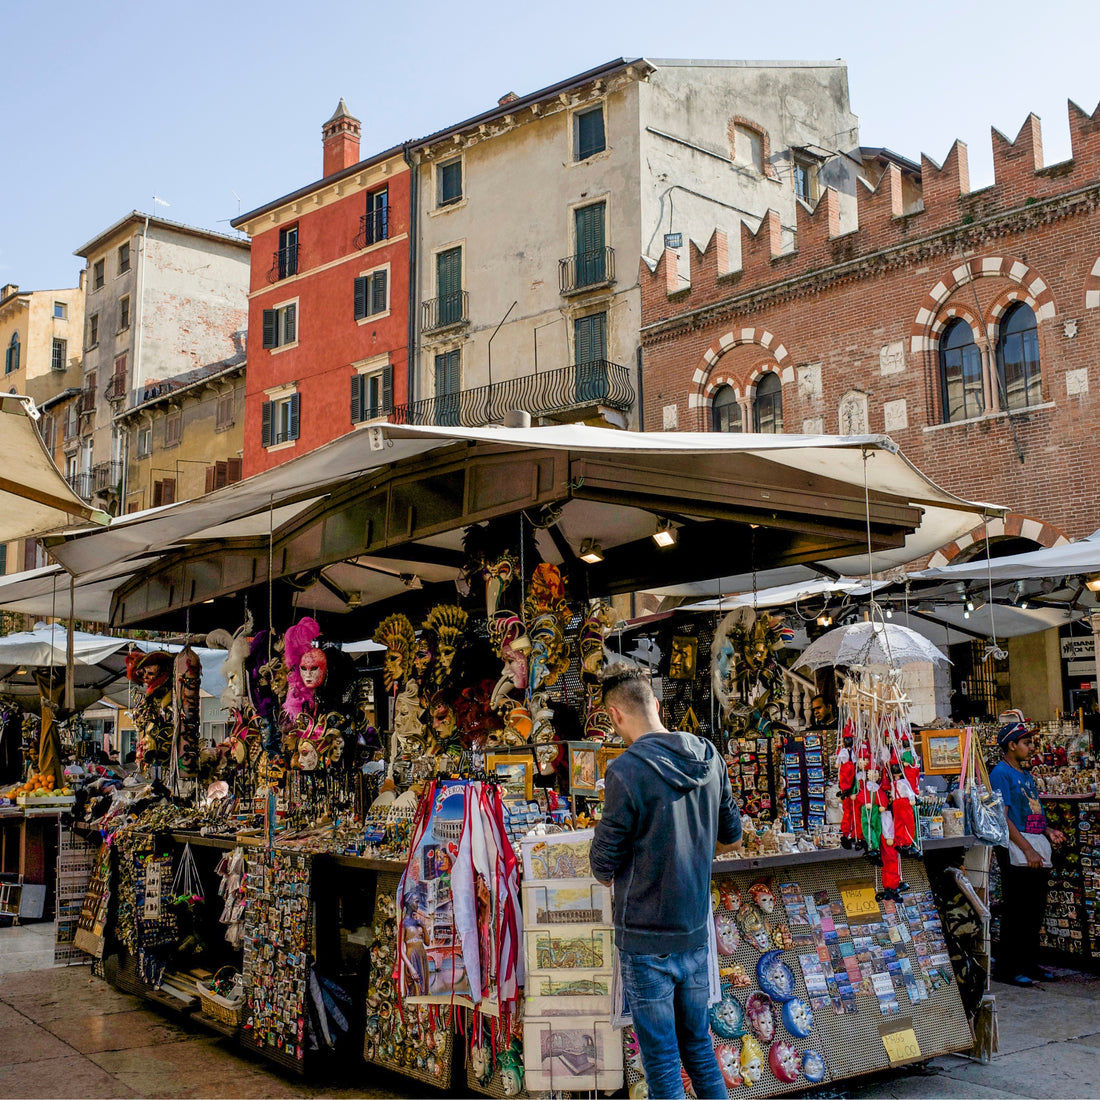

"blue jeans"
[619, 943, 726, 1100]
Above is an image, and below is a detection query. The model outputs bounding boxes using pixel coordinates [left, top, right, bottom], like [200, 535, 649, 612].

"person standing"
[590, 665, 741, 1100]
[988, 720, 1065, 986]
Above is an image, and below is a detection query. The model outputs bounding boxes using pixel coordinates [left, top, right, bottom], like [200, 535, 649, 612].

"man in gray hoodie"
[590, 664, 740, 1100]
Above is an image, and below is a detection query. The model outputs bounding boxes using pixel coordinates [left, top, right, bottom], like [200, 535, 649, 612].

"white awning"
[911, 530, 1100, 582]
[0, 394, 110, 539]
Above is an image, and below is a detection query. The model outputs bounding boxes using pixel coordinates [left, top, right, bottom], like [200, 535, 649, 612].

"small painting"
[486, 752, 534, 802]
[568, 744, 599, 795]
[919, 729, 965, 776]
[522, 1015, 623, 1091]
[521, 829, 595, 881]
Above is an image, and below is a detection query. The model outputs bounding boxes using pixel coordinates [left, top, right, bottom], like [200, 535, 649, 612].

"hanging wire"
[982, 513, 1007, 662]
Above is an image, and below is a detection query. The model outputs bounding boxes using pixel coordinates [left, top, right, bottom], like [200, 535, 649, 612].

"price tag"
[881, 1025, 921, 1065]
[838, 879, 880, 922]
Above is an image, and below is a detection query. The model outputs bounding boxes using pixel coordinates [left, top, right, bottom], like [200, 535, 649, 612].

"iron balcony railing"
[390, 360, 634, 427]
[559, 246, 615, 294]
[355, 207, 389, 249]
[91, 461, 123, 494]
[422, 290, 469, 334]
[267, 243, 299, 283]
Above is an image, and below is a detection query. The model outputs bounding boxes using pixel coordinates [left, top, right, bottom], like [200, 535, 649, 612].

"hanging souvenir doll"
[890, 754, 919, 854]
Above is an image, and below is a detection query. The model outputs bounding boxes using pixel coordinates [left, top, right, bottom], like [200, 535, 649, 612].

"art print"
[527, 969, 613, 998]
[522, 1015, 623, 1091]
[526, 925, 614, 974]
[523, 879, 612, 926]
[568, 744, 599, 795]
[522, 829, 595, 880]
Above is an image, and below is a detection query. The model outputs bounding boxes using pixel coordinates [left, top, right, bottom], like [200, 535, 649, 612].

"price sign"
[880, 1024, 922, 1066]
[838, 879, 880, 922]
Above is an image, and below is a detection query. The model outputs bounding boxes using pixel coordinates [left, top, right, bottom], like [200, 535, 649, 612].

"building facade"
[405, 58, 861, 429]
[0, 280, 85, 574]
[639, 101, 1100, 718]
[73, 213, 249, 515]
[233, 102, 411, 476]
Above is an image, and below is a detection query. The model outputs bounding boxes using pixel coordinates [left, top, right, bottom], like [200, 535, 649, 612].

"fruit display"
[4, 772, 74, 800]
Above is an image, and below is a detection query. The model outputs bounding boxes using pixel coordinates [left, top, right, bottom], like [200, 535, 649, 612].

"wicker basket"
[196, 967, 244, 1027]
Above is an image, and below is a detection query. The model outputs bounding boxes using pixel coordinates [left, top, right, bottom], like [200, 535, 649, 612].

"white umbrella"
[794, 620, 951, 671]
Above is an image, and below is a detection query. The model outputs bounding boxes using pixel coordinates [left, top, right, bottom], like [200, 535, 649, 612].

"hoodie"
[590, 731, 740, 954]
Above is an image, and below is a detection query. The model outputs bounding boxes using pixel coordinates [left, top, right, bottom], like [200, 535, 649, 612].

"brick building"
[232, 101, 410, 476]
[640, 102, 1100, 557]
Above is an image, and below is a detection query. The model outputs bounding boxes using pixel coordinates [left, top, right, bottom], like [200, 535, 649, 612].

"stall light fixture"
[579, 538, 604, 564]
[1086, 576, 1100, 593]
[816, 615, 832, 627]
[652, 517, 677, 548]
[885, 607, 893, 619]
[965, 599, 975, 612]
[963, 608, 970, 619]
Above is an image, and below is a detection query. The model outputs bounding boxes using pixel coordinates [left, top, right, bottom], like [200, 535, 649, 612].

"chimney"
[498, 91, 518, 106]
[0, 284, 18, 303]
[322, 98, 361, 178]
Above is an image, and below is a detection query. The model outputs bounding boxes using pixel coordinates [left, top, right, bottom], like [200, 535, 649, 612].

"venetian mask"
[709, 987, 746, 1039]
[298, 648, 326, 689]
[756, 949, 797, 1002]
[470, 1041, 491, 1083]
[383, 647, 406, 691]
[782, 997, 814, 1038]
[802, 1049, 827, 1083]
[737, 902, 770, 952]
[297, 740, 319, 772]
[719, 881, 741, 911]
[745, 992, 775, 1042]
[715, 1043, 742, 1088]
[714, 912, 740, 955]
[749, 881, 775, 913]
[413, 635, 436, 678]
[740, 1035, 764, 1085]
[769, 1039, 802, 1083]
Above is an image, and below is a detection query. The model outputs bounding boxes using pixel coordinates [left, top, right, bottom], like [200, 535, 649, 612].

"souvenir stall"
[22, 423, 1002, 1096]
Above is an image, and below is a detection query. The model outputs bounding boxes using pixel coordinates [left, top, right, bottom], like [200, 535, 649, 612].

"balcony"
[104, 374, 127, 402]
[267, 243, 299, 284]
[354, 208, 389, 250]
[91, 461, 123, 496]
[559, 247, 615, 295]
[422, 290, 469, 334]
[389, 360, 634, 428]
[66, 472, 92, 500]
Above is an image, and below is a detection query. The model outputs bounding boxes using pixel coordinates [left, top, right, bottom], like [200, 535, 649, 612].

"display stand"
[1039, 795, 1100, 965]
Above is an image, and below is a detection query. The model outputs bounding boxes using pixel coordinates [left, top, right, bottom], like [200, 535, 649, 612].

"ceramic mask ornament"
[205, 612, 254, 712]
[756, 949, 797, 1002]
[749, 880, 776, 913]
[769, 1039, 802, 1084]
[715, 1043, 742, 1089]
[579, 600, 616, 685]
[801, 1049, 827, 1083]
[424, 604, 468, 690]
[496, 1041, 525, 1097]
[711, 884, 721, 912]
[719, 881, 742, 911]
[470, 1038, 492, 1084]
[745, 991, 775, 1042]
[374, 614, 416, 692]
[740, 1035, 765, 1086]
[296, 737, 319, 772]
[781, 997, 814, 1038]
[737, 902, 770, 953]
[482, 552, 518, 619]
[714, 912, 740, 955]
[708, 986, 746, 1039]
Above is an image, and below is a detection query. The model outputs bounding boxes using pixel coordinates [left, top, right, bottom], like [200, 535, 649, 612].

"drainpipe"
[635, 346, 644, 431]
[121, 214, 150, 511]
[402, 145, 419, 408]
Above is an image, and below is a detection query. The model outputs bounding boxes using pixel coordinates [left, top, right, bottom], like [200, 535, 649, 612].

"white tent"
[0, 394, 109, 540]
[911, 530, 1100, 583]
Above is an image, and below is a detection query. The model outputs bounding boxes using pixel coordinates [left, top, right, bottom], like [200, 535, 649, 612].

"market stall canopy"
[0, 394, 110, 539]
[911, 530, 1100, 583]
[19, 423, 1000, 629]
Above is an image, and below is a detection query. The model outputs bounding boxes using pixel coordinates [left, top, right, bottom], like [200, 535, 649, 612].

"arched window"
[4, 332, 19, 374]
[753, 372, 783, 433]
[711, 385, 742, 432]
[996, 302, 1041, 411]
[939, 319, 982, 423]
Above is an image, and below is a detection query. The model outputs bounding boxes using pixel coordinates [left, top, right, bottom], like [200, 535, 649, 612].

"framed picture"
[568, 743, 599, 795]
[668, 634, 698, 679]
[596, 745, 625, 781]
[485, 752, 534, 802]
[919, 729, 965, 776]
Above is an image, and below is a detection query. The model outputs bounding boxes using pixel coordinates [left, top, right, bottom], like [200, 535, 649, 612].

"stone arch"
[690, 327, 789, 412]
[745, 362, 783, 395]
[985, 285, 1042, 342]
[1084, 255, 1100, 310]
[909, 255, 1056, 354]
[727, 115, 779, 180]
[926, 513, 1071, 567]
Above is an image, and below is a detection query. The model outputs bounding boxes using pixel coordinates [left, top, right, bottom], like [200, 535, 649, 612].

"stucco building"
[72, 213, 249, 514]
[232, 102, 411, 476]
[404, 58, 862, 429]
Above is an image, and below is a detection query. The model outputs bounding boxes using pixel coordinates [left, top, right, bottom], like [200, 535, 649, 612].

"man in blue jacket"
[590, 664, 741, 1100]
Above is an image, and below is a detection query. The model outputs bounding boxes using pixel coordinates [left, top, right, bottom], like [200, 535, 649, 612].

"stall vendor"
[989, 719, 1066, 987]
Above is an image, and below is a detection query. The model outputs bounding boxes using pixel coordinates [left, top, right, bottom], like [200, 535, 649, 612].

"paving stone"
[0, 1053, 136, 1099]
[0, 1020, 79, 1064]
[944, 1041, 1100, 1099]
[988, 982, 1100, 1053]
[44, 1008, 191, 1054]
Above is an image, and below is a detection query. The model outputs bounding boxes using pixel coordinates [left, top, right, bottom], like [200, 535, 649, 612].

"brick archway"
[909, 256, 1056, 354]
[690, 327, 789, 412]
[926, 513, 1071, 567]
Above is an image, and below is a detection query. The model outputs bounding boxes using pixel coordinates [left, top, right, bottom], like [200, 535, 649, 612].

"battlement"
[643, 101, 1100, 321]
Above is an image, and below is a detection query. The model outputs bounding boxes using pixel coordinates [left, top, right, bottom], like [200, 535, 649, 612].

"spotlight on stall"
[652, 517, 677, 548]
[579, 538, 604, 564]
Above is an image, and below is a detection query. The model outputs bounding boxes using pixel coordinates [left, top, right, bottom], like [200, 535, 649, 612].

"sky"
[2, 0, 1097, 293]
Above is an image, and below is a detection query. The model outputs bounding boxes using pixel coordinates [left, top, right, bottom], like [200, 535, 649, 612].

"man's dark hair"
[599, 662, 653, 713]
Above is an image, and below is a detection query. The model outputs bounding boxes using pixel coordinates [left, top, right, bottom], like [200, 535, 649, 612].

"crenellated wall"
[639, 101, 1100, 544]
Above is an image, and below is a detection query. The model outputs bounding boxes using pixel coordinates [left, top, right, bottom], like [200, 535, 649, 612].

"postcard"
[523, 1015, 622, 1091]
[523, 880, 612, 926]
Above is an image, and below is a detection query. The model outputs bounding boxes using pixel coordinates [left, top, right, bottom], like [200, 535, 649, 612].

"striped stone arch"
[936, 303, 983, 343]
[1085, 256, 1100, 310]
[745, 363, 783, 394]
[926, 513, 1071, 568]
[909, 256, 1056, 353]
[689, 327, 789, 410]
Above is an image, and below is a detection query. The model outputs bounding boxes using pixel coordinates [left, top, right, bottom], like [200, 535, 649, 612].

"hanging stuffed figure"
[890, 756, 919, 854]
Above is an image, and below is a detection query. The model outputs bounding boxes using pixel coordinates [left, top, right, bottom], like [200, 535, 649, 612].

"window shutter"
[575, 203, 605, 256]
[437, 247, 461, 298]
[284, 303, 296, 343]
[371, 271, 387, 314]
[289, 392, 300, 440]
[261, 400, 273, 447]
[163, 478, 176, 505]
[11, 341, 18, 373]
[24, 540, 37, 571]
[350, 373, 362, 423]
[354, 276, 368, 320]
[214, 460, 228, 489]
[436, 350, 460, 396]
[382, 364, 393, 413]
[227, 457, 242, 483]
[262, 309, 276, 348]
[205, 466, 216, 493]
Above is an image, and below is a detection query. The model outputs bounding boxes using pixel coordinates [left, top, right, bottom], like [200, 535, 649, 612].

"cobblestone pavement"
[1, 941, 1097, 1099]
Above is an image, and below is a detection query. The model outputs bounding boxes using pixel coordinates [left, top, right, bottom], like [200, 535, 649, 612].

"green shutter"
[437, 248, 461, 298]
[350, 373, 362, 423]
[576, 107, 605, 159]
[283, 303, 296, 343]
[382, 364, 393, 413]
[574, 313, 608, 402]
[261, 400, 273, 446]
[262, 310, 276, 348]
[289, 392, 300, 440]
[354, 276, 368, 320]
[371, 270, 387, 314]
[574, 203, 606, 284]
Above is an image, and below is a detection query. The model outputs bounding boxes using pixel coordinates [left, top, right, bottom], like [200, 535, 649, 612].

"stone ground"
[1, 923, 1098, 1099]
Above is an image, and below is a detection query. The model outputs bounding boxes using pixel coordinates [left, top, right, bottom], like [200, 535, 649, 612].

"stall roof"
[19, 423, 1000, 627]
[0, 394, 110, 540]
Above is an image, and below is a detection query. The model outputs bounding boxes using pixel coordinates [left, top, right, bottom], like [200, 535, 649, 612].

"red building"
[234, 101, 410, 475]
[640, 101, 1100, 557]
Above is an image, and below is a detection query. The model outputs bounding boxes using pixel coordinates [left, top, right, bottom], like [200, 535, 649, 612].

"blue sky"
[2, 0, 1096, 292]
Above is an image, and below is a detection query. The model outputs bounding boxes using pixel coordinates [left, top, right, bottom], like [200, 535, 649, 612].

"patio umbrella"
[794, 620, 951, 671]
